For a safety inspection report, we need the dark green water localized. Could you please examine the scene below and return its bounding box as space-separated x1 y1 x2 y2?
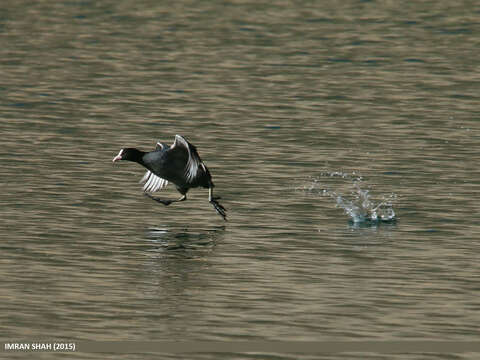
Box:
1 1 479 359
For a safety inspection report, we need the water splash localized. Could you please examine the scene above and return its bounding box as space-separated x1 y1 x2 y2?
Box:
299 172 397 224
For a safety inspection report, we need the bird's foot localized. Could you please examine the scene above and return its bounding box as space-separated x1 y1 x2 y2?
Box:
210 199 227 220
144 193 172 206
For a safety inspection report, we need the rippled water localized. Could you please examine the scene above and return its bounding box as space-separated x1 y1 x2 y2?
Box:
1 0 480 359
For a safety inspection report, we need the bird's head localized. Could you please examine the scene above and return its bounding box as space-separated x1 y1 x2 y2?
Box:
112 148 143 163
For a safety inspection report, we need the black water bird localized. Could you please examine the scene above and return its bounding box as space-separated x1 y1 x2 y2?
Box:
112 135 226 220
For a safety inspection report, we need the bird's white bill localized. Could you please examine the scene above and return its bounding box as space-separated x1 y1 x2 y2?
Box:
112 149 123 162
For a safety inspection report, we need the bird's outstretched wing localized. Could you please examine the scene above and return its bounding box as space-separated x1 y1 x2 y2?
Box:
140 170 168 193
170 134 207 183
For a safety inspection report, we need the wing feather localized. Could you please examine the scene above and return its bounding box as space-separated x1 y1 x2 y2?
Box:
140 171 150 183
148 176 159 192
139 170 168 193
171 134 203 183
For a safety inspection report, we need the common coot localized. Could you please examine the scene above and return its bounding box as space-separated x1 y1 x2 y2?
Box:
113 135 226 220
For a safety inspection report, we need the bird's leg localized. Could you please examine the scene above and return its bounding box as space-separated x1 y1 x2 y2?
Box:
209 188 227 220
144 193 186 206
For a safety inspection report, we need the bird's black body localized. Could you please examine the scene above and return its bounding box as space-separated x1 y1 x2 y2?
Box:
145 144 211 192
113 135 226 220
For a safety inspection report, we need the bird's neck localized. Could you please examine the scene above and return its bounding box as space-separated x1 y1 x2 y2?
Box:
128 149 147 166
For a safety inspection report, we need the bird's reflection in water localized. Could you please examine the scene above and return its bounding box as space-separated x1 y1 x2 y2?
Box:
144 225 225 256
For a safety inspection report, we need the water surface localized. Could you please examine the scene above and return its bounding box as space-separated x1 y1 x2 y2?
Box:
1 0 479 359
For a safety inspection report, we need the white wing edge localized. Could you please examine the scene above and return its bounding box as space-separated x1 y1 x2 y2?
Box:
139 170 168 193
172 134 201 183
